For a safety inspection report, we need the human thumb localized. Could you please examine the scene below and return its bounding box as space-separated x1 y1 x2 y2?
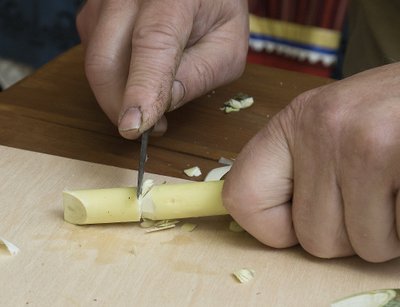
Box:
222 107 297 248
118 1 194 139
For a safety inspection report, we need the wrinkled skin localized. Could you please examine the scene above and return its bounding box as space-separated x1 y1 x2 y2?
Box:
223 62 400 263
77 1 400 263
77 0 249 138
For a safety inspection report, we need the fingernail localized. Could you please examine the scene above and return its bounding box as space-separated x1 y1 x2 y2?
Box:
119 107 142 131
171 80 185 111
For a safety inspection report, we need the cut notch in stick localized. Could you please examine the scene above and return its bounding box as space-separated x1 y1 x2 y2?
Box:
141 180 227 220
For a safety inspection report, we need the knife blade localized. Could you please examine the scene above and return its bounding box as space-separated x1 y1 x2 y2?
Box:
137 129 150 199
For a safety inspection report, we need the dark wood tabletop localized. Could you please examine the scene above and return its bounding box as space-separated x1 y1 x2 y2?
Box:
0 45 332 180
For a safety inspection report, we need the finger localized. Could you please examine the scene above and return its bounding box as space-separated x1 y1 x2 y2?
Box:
289 93 354 259
84 1 137 124
291 141 353 258
223 109 297 248
293 168 354 258
340 121 400 262
343 174 400 263
76 0 103 46
118 0 195 139
170 9 249 110
151 115 168 137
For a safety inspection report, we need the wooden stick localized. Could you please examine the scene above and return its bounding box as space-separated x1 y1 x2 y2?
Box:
63 181 227 225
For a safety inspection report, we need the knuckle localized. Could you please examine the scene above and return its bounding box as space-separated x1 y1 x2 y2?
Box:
106 0 130 8
191 56 216 94
274 88 319 146
133 22 180 51
304 90 344 135
102 0 133 14
350 121 396 165
230 42 248 80
84 52 119 87
298 85 342 122
125 68 171 104
231 53 247 80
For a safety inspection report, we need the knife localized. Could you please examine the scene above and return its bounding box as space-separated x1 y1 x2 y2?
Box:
137 129 150 199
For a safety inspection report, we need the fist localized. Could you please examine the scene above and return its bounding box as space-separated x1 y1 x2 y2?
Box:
223 62 400 263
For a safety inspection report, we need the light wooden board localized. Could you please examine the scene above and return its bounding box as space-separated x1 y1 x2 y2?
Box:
0 145 399 307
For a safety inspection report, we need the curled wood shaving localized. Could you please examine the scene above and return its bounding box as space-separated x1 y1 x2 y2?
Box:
0 237 20 256
331 289 400 307
204 165 231 182
220 93 254 113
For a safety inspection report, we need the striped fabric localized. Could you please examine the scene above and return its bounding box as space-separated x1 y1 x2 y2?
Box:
249 0 348 68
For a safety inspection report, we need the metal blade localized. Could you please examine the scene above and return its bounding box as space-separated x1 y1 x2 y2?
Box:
137 129 150 199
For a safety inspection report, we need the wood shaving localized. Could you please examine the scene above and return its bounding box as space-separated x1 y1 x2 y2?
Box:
0 237 20 256
145 224 177 233
204 165 231 181
145 220 180 233
331 289 400 307
233 268 255 283
184 166 202 177
154 220 180 227
220 93 254 113
218 157 234 165
138 179 155 202
220 106 240 113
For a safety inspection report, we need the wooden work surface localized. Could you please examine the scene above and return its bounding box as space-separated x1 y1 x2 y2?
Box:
0 45 331 180
1 145 400 307
1 46 399 306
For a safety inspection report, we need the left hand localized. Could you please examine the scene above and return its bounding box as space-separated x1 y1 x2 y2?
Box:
223 62 400 263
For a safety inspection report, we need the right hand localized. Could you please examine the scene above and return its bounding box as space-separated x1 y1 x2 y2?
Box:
76 0 249 139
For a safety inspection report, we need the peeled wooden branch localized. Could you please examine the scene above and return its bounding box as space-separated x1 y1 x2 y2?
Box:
63 187 140 225
63 180 227 225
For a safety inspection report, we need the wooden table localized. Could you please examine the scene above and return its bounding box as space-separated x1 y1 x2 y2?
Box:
0 45 331 180
3 46 399 307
